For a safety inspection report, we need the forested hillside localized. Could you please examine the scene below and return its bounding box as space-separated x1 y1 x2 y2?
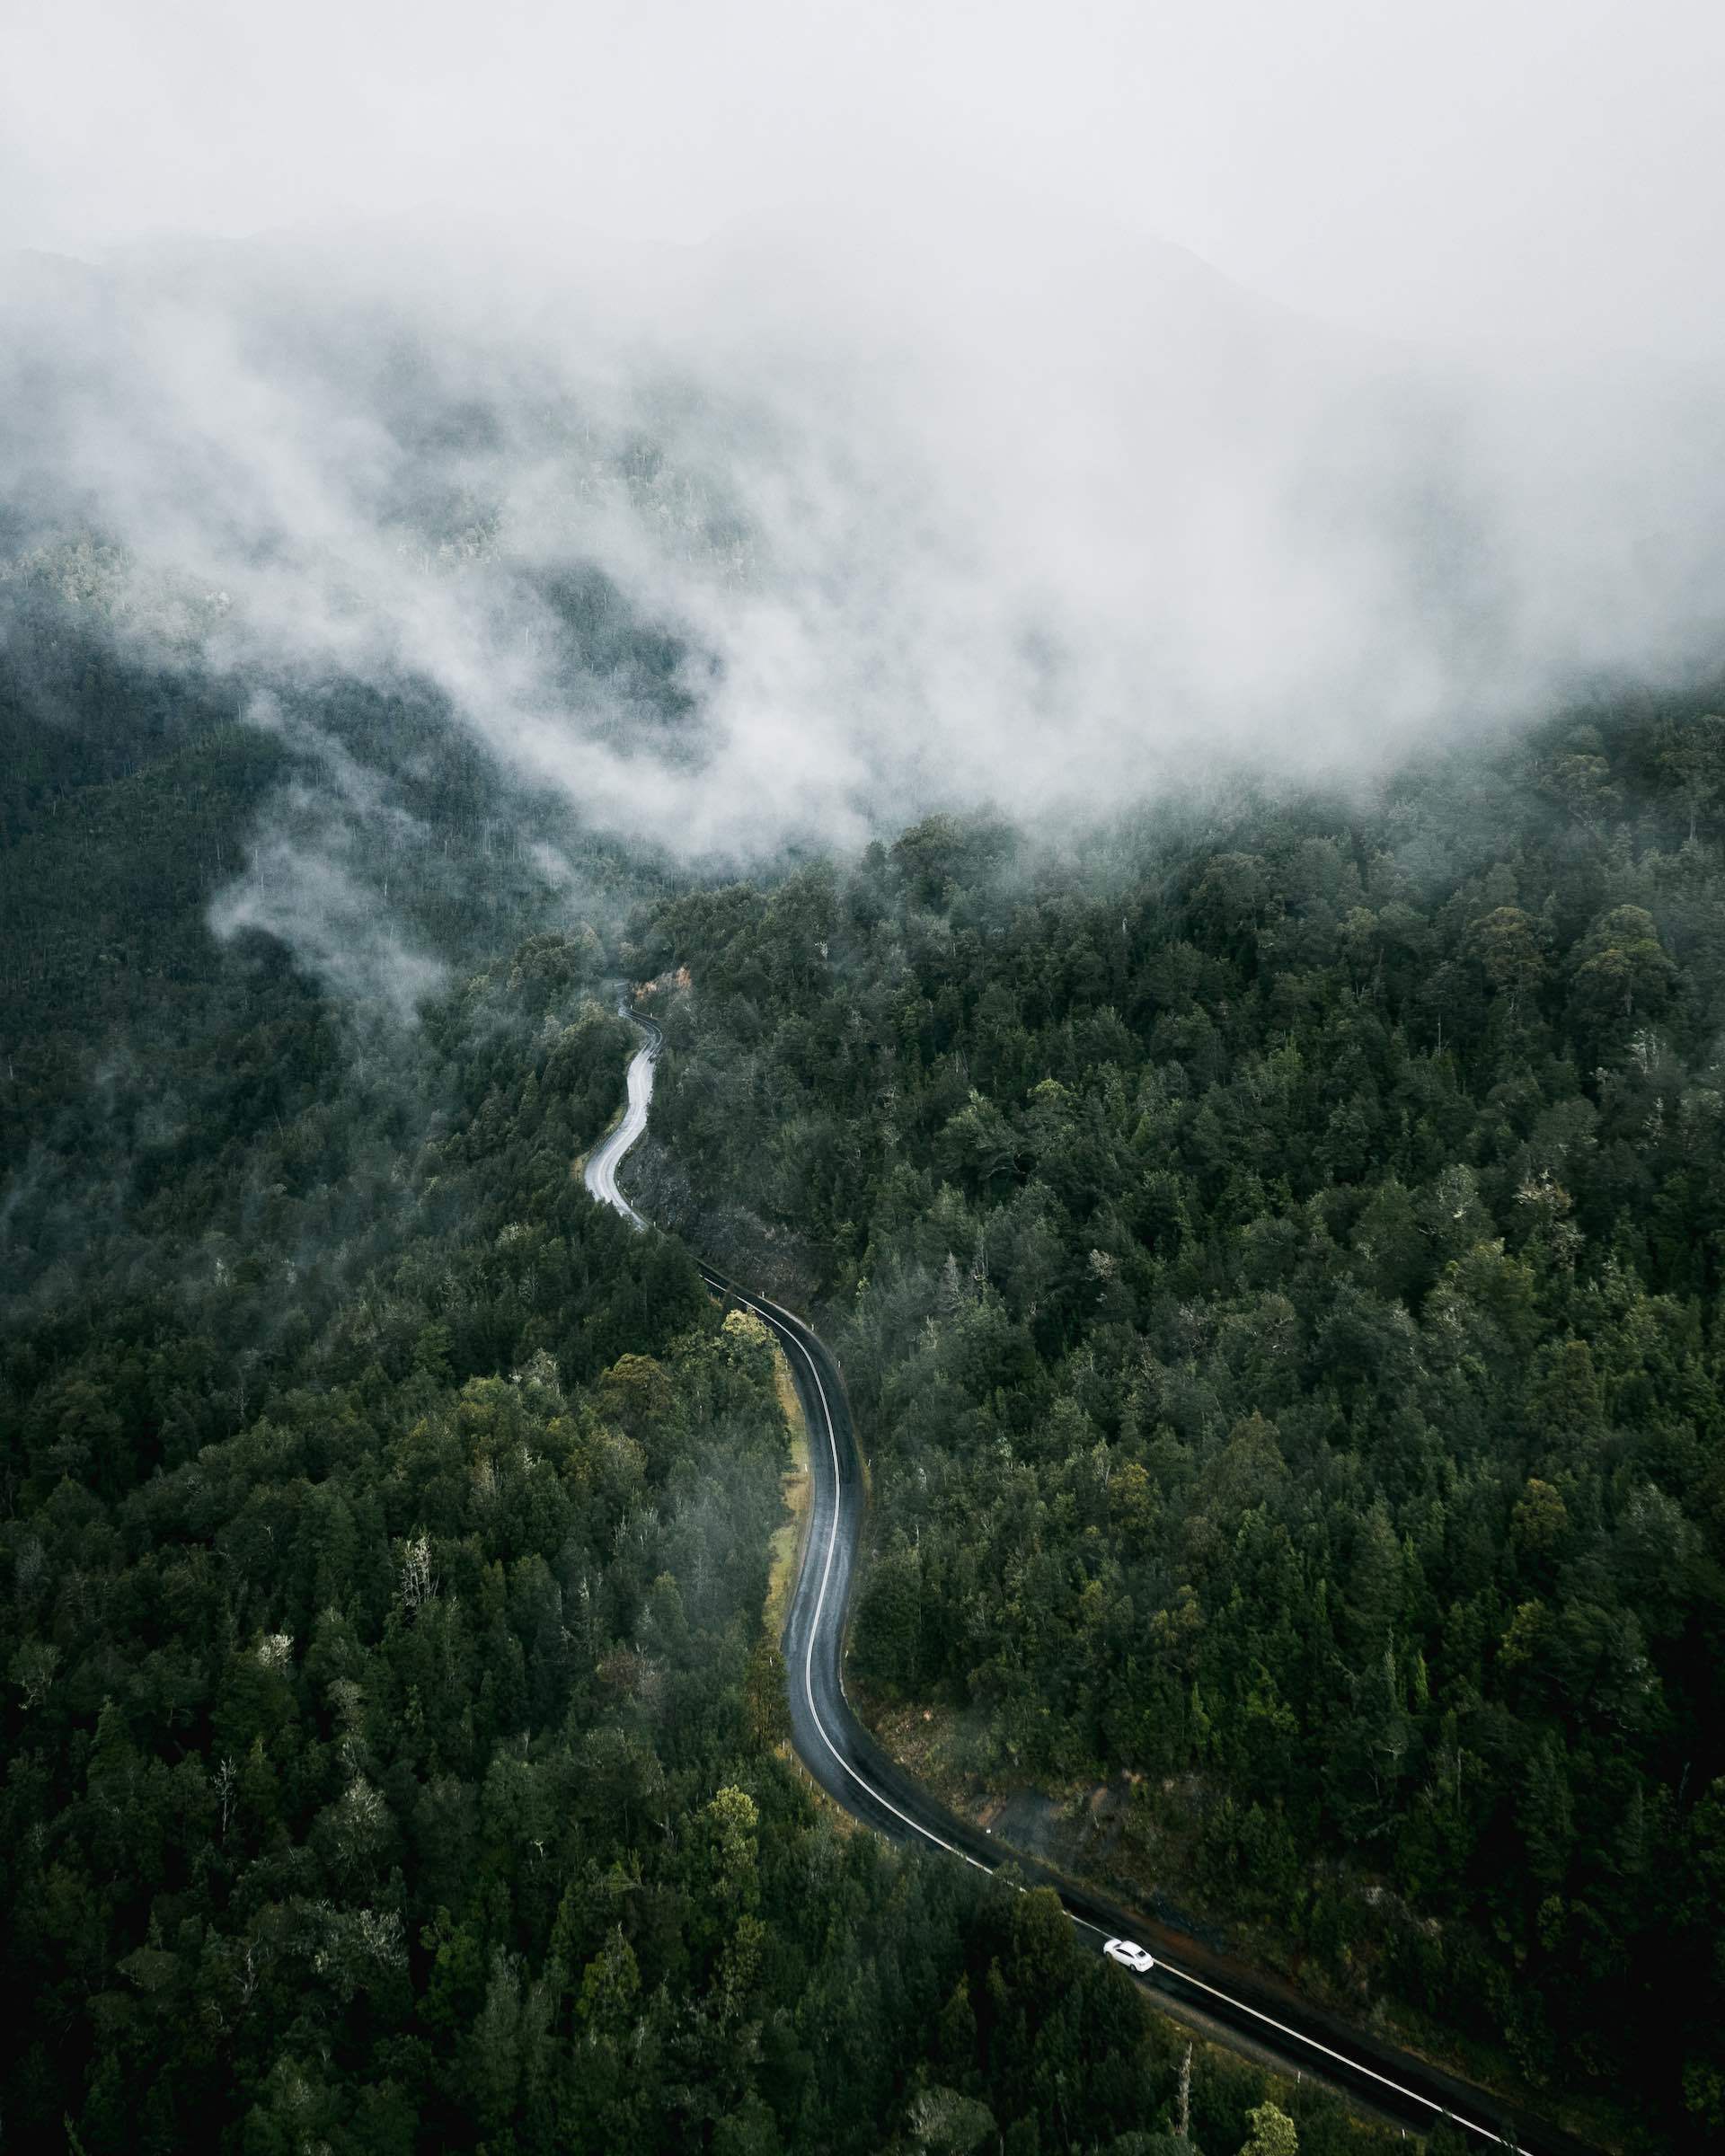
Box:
8 24 1725 2152
636 702 1725 2148
0 612 1397 2154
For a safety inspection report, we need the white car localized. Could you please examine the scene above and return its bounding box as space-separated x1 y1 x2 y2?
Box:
1103 1938 1154 1974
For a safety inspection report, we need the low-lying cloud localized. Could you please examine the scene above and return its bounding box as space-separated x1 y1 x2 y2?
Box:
200 696 450 1021
4 205 1724 879
210 835 447 1022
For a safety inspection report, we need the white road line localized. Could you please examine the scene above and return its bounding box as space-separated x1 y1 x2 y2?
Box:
602 1025 1542 2156
718 1277 995 1877
583 1011 659 1227
1163 1966 1535 2152
733 1274 1539 2154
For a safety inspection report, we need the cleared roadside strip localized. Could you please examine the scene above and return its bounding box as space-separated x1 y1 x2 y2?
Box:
701 1268 994 1879
592 1004 1555 2156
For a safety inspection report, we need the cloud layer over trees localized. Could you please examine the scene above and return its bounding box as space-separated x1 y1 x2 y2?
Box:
4 4 1725 956
5 210 1725 883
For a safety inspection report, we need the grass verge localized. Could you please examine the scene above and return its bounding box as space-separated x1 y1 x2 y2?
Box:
764 1346 813 1645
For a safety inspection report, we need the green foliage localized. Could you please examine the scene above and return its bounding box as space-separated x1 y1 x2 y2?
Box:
0 638 1402 2153
1240 2103 1299 2156
644 701 1725 2145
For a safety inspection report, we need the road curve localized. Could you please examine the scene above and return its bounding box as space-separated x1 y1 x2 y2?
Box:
590 1003 1590 2156
582 1007 661 1226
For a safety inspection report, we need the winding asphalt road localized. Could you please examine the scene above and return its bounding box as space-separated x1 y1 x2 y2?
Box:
586 1003 1590 2156
582 1006 660 1226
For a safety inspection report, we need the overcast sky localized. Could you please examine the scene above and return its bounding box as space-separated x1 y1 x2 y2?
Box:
4 0 1724 915
5 0 1724 361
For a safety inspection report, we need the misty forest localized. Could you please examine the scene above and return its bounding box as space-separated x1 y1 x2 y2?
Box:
7 28 1725 2156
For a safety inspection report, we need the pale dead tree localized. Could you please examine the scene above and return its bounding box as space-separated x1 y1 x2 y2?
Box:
613 1506 660 1559
13 1639 59 1710
215 1755 238 1839
330 1679 367 1779
565 1573 598 1662
13 1533 48 1602
232 1346 273 1428
399 1533 438 1613
1177 2044 1192 2146
331 1777 389 1872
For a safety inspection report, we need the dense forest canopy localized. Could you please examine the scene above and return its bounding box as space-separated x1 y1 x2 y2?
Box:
9 15 1725 2153
1 592 1403 2156
635 699 1725 2149
5 444 1725 2155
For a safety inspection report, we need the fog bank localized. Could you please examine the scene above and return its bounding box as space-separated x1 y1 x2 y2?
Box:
5 210 1723 879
